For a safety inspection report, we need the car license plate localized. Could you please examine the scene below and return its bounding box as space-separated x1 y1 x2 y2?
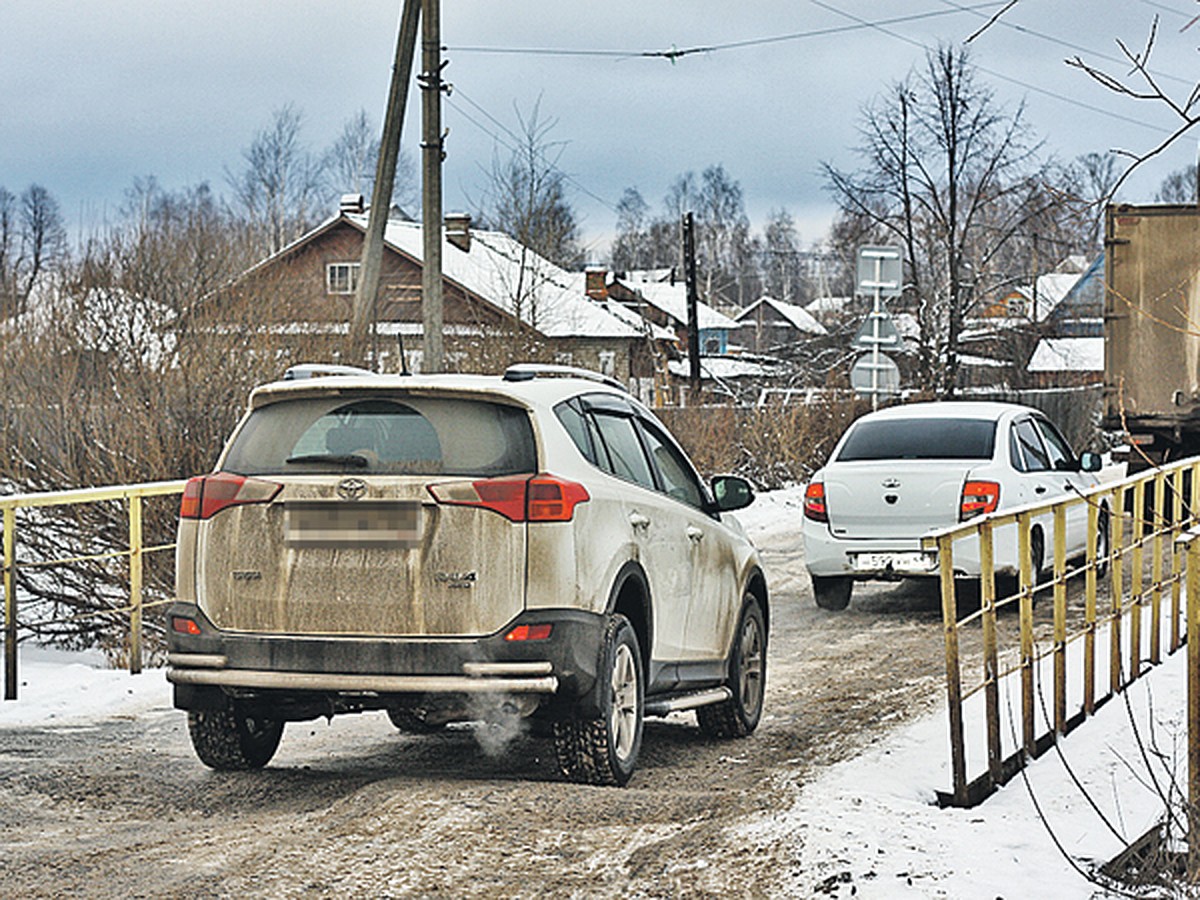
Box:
285 501 421 548
853 551 936 573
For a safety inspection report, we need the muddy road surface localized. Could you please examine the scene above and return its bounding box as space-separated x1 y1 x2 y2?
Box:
1 515 958 898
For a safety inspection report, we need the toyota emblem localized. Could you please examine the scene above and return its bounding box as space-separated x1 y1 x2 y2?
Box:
337 477 368 501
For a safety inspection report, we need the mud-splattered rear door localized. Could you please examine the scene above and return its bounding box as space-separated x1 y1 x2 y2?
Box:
193 390 536 638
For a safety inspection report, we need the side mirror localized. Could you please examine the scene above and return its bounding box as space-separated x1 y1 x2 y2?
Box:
1079 452 1102 473
711 475 755 512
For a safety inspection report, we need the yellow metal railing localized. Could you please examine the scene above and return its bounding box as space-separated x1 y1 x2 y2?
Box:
925 459 1200 807
2 480 186 700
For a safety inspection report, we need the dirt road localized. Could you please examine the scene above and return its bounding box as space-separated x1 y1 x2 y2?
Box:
0 521 955 899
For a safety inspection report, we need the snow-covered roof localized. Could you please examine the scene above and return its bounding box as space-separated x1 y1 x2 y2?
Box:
667 356 777 380
805 296 851 314
351 216 650 340
613 277 739 331
735 296 827 336
1027 336 1104 373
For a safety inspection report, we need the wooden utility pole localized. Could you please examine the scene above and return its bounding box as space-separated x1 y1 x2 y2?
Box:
420 0 444 372
682 212 701 402
349 0 421 367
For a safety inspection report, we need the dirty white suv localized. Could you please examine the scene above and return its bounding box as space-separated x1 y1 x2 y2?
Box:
168 364 767 786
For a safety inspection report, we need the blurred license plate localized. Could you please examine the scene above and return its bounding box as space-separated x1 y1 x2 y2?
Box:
285 501 421 548
853 551 935 573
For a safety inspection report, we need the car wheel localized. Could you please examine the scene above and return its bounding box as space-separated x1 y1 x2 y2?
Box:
553 614 643 787
187 707 283 770
698 595 766 738
386 707 446 733
812 575 852 611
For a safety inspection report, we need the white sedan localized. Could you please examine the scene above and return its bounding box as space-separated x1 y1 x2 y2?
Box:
802 401 1105 610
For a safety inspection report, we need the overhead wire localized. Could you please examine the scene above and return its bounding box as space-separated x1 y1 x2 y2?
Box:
443 2 1008 60
808 0 1172 134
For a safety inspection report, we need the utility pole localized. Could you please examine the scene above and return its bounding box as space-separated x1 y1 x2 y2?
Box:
420 0 444 373
349 0 421 367
682 212 701 403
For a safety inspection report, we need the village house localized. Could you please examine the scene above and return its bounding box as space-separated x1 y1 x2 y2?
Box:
732 295 828 354
215 200 674 402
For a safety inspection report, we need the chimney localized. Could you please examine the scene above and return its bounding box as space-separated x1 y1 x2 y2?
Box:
339 193 365 214
445 212 472 252
585 266 608 300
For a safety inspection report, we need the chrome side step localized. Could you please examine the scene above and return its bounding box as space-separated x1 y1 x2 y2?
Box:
644 687 731 717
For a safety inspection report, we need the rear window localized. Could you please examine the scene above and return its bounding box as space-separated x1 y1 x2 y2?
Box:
836 417 997 461
222 395 536 476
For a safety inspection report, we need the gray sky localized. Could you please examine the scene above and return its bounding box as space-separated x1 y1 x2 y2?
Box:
4 1 1198 259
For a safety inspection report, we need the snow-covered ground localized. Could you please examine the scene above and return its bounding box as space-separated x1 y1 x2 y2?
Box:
1 487 1189 897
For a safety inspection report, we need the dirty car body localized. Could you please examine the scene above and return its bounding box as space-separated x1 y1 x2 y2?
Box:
168 365 767 785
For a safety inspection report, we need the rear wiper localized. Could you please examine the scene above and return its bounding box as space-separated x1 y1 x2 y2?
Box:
285 453 369 468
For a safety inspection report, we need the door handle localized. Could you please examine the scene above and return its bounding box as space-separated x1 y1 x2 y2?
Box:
687 526 704 542
629 512 650 530
1035 486 1047 495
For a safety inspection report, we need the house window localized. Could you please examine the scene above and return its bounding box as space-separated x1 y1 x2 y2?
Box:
327 262 360 295
598 351 616 377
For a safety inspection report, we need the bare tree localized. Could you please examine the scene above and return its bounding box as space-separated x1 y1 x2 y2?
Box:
0 183 67 318
1155 163 1197 203
824 45 1053 395
1067 17 1200 197
323 109 418 214
481 100 582 273
226 104 325 256
761 209 803 303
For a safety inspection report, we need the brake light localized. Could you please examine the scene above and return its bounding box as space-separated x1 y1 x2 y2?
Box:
428 474 589 522
172 616 202 636
504 623 553 641
804 482 828 522
179 472 283 520
960 480 1001 520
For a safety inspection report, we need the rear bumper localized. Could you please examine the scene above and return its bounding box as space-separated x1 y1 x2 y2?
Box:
166 602 605 716
803 523 1014 579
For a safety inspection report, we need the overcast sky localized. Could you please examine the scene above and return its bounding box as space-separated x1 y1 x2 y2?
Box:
4 1 1199 258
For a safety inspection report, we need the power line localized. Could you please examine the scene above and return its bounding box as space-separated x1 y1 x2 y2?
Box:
444 88 620 215
443 2 1008 60
939 0 1194 89
809 0 1172 135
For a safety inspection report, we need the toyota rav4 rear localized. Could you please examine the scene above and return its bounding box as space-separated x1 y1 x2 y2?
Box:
168 365 767 785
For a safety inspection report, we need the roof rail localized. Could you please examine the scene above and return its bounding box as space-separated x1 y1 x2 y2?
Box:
502 363 627 393
283 363 376 381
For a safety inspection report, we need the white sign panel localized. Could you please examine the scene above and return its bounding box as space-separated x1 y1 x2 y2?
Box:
856 245 903 297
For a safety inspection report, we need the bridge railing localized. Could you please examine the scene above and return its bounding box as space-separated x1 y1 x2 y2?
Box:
925 458 1199 807
2 480 187 700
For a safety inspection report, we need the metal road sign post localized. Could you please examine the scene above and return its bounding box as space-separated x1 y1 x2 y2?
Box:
855 245 903 409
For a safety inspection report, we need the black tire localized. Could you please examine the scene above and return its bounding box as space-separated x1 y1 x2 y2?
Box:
553 614 643 787
187 707 283 770
812 575 852 611
698 595 766 738
386 707 446 733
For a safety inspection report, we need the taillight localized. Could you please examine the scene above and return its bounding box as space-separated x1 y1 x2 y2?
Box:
804 481 828 522
504 623 553 641
172 616 202 636
960 480 1001 520
179 472 283 520
428 474 589 522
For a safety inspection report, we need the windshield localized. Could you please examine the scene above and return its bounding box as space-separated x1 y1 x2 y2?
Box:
222 394 537 476
836 417 997 461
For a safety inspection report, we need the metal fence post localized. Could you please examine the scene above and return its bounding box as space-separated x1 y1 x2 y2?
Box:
3 507 15 701
1084 496 1098 715
1053 504 1067 734
1112 485 1126 693
939 533 967 806
980 521 1001 787
1186 532 1200 876
1018 511 1036 756
1151 471 1165 665
128 494 143 676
